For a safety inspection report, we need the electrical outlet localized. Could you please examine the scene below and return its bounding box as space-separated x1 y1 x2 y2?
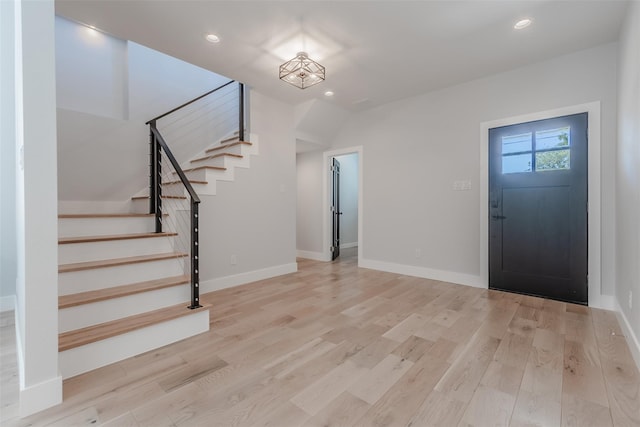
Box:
415 248 421 258
231 254 238 265
629 290 633 309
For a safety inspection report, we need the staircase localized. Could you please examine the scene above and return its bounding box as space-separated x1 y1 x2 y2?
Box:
57 80 258 379
57 213 210 379
131 134 258 209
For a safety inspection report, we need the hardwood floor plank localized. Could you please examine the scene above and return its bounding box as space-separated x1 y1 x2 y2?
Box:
562 339 609 407
434 333 501 403
480 361 525 396
391 335 433 363
520 346 564 401
290 360 368 416
561 395 613 427
458 385 516 427
381 312 429 343
352 354 450 427
509 389 561 427
348 353 414 404
600 359 640 427
301 392 369 427
407 390 467 427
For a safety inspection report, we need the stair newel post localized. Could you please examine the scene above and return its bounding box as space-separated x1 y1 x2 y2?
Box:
149 121 163 233
189 199 202 309
238 82 245 142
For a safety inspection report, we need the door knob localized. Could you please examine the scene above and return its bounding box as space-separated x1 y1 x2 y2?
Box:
492 215 507 220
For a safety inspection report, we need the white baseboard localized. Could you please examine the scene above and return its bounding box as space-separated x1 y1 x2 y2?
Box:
0 295 16 312
200 263 298 294
359 258 484 288
19 374 62 417
591 294 616 310
296 250 331 262
340 242 358 249
615 300 640 372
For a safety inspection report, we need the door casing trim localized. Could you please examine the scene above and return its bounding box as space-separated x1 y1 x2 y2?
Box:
480 102 607 308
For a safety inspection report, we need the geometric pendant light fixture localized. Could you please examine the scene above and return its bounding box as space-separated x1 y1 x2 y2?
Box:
279 51 325 89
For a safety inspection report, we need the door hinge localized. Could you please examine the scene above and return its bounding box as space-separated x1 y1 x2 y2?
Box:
330 165 336 172
330 246 335 252
586 274 589 284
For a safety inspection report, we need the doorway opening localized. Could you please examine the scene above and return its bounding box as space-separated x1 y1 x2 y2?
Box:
323 147 363 264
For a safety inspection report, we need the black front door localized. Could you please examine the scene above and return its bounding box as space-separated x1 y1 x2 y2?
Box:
331 158 341 260
489 113 588 304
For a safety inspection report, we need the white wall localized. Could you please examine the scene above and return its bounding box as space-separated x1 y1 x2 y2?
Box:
200 90 297 290
127 41 231 121
616 1 640 359
55 16 128 120
296 150 324 255
335 153 358 247
322 43 618 293
14 0 62 416
0 0 17 305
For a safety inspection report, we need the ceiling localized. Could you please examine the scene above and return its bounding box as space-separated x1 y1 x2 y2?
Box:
55 1 629 112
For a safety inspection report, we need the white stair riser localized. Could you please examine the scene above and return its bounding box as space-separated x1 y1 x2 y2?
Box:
58 236 175 264
59 285 191 332
190 155 227 168
184 168 209 182
59 309 209 379
162 182 208 197
58 217 154 237
59 257 186 295
131 197 192 214
161 184 187 197
206 144 244 156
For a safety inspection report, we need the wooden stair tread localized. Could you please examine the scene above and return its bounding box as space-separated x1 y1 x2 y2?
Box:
206 141 252 154
59 213 157 219
220 135 240 144
179 165 227 173
190 152 243 164
162 179 207 185
131 195 187 200
59 302 211 352
59 252 188 273
59 232 177 244
59 275 190 309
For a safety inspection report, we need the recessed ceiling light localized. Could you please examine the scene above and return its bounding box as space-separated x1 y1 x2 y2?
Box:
324 91 334 97
205 34 220 43
514 18 532 30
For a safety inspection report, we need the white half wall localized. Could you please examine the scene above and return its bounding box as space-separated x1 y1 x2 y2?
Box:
616 1 640 368
328 43 618 293
14 0 62 416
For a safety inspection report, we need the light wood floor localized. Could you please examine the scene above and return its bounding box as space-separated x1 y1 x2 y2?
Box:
2 247 640 426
